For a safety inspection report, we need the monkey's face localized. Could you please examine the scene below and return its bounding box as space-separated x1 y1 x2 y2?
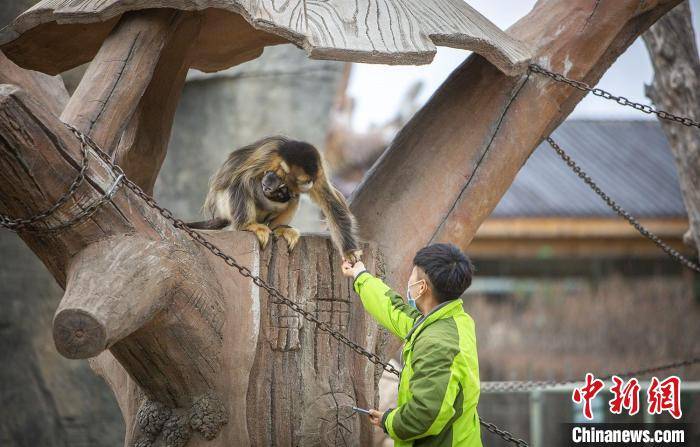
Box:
262 160 315 201
261 171 292 202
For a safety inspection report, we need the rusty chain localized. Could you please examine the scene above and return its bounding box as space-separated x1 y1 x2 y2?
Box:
0 132 90 231
547 137 700 273
530 64 700 129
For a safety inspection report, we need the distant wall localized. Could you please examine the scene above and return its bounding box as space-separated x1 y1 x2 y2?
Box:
471 260 700 446
470 262 700 380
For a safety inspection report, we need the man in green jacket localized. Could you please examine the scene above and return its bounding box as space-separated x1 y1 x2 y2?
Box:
341 243 482 446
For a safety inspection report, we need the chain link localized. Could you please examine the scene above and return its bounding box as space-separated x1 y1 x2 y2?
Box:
530 63 700 273
480 420 529 447
22 173 124 233
0 131 90 230
482 356 700 393
530 64 700 129
17 124 698 447
547 137 700 273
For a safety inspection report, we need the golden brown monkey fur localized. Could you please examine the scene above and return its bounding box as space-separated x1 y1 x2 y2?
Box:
190 136 362 262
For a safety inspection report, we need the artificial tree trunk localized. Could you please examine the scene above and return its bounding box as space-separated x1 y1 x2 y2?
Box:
0 48 124 446
0 84 386 446
0 9 387 447
351 0 683 288
642 2 700 255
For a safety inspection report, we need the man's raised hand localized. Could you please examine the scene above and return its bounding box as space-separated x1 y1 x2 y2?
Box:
341 259 365 278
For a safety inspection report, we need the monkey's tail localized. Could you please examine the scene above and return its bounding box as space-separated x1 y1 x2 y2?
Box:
186 217 230 230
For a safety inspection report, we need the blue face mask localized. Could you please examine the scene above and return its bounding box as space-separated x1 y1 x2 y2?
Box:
406 280 425 309
407 290 416 309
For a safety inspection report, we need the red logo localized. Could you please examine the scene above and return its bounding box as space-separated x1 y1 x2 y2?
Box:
609 376 640 416
572 373 605 420
572 374 682 420
647 376 682 419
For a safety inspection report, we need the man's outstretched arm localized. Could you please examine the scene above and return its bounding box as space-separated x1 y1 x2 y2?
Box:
342 261 421 339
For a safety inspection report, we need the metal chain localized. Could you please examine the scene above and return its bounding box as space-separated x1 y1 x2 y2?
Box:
547 137 700 273
530 64 700 129
34 125 700 447
62 124 528 446
0 134 90 230
480 420 529 447
17 172 125 233
482 356 700 393
64 124 402 378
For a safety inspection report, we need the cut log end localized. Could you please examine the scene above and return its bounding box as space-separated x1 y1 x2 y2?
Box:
53 308 106 359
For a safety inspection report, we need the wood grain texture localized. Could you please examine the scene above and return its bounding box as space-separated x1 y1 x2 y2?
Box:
0 0 532 76
350 0 682 291
113 11 203 194
244 236 385 447
0 84 228 444
0 50 67 115
642 2 700 255
61 9 187 156
0 85 137 284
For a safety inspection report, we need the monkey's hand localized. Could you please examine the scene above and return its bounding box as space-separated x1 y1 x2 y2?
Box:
245 223 272 249
343 249 363 265
273 225 301 252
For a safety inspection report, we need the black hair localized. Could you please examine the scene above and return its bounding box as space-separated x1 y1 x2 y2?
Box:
412 243 473 303
277 139 321 179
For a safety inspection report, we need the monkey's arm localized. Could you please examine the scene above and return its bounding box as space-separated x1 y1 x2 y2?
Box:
231 180 274 248
310 179 362 262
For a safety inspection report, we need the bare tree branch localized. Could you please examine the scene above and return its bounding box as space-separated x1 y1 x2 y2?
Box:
643 1 700 255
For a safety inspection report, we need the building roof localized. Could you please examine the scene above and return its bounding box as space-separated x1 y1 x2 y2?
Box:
492 120 687 218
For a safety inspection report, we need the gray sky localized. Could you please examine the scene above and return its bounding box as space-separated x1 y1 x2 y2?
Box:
348 0 699 131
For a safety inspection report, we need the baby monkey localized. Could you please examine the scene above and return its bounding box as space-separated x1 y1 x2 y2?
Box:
188 136 362 263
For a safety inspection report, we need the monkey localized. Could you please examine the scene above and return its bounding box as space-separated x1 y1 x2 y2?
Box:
188 136 363 263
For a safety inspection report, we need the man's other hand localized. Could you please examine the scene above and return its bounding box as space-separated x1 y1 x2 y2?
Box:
368 409 383 428
341 259 365 278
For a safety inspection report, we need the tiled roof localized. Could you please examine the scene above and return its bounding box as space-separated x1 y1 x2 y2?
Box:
492 120 687 218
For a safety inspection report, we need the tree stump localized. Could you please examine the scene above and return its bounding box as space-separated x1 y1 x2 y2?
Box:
90 233 386 447
0 85 387 446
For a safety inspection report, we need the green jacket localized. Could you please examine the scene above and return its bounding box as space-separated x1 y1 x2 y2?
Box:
354 272 482 447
